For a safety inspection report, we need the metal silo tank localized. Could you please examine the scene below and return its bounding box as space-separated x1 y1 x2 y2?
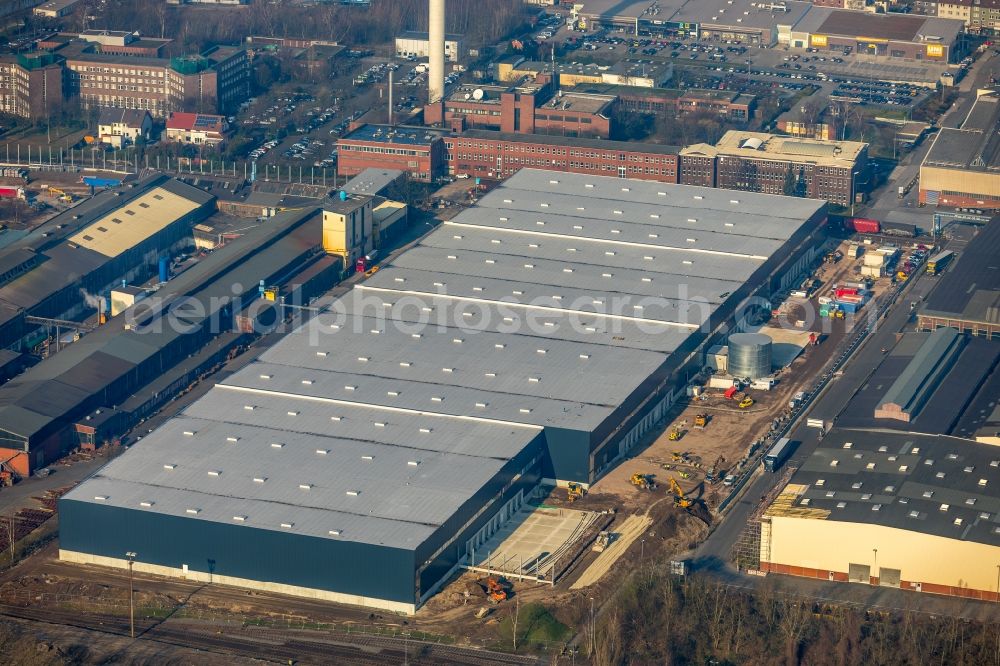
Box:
727 332 772 380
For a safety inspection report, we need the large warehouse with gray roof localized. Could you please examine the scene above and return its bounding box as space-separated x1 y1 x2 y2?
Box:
60 169 828 612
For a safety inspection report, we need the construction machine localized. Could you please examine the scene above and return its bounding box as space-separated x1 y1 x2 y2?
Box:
678 470 691 480
738 396 754 409
668 477 693 509
668 425 681 441
592 531 612 552
705 456 725 484
47 186 73 203
485 577 508 603
630 472 656 490
567 482 585 502
693 413 708 429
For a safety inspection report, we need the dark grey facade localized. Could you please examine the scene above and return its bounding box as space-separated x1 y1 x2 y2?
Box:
60 434 544 608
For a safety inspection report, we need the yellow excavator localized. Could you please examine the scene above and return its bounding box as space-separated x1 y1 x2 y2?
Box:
668 425 682 441
668 477 692 509
48 186 73 203
630 472 656 490
738 396 754 409
567 482 585 502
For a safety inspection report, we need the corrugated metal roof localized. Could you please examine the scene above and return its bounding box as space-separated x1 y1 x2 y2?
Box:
62 412 539 547
68 186 201 258
65 168 820 551
878 327 963 414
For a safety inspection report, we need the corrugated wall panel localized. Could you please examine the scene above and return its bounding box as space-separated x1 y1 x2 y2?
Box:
59 499 416 604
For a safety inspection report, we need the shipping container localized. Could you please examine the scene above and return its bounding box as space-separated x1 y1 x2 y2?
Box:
850 217 880 234
708 376 735 389
926 250 954 275
881 221 917 237
0 186 23 199
763 438 795 472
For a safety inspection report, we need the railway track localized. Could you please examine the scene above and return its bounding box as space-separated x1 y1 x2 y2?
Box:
0 603 540 665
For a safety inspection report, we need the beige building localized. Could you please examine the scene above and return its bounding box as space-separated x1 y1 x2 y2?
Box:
920 91 1000 208
322 196 374 267
758 429 1000 602
110 285 146 317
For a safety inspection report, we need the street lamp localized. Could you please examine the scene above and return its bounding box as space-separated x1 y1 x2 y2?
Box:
589 596 595 656
872 548 878 586
125 551 137 638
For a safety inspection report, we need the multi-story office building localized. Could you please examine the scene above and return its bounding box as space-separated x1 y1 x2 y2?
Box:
444 130 680 182
680 131 869 206
54 41 249 117
0 53 63 119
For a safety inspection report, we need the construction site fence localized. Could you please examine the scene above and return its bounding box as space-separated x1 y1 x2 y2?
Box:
0 145 338 185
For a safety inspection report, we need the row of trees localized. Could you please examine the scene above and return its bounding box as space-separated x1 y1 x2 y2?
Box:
589 564 1000 665
72 0 526 56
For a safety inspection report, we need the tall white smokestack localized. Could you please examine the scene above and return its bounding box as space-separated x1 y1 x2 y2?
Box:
428 0 445 104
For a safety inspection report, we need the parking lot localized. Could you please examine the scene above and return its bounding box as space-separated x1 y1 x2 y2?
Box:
537 14 950 109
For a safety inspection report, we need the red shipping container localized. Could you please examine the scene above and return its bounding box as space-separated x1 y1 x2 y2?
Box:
851 218 880 234
0 186 21 199
724 386 739 399
835 288 858 299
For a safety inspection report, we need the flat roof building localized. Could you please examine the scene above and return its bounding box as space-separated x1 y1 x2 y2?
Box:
395 31 465 63
918 217 1000 339
680 130 869 206
445 129 680 182
52 41 250 117
337 125 449 182
0 53 63 120
340 168 406 197
920 92 1000 209
33 0 80 17
760 428 1000 602
425 76 615 139
788 7 963 61
60 169 828 613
